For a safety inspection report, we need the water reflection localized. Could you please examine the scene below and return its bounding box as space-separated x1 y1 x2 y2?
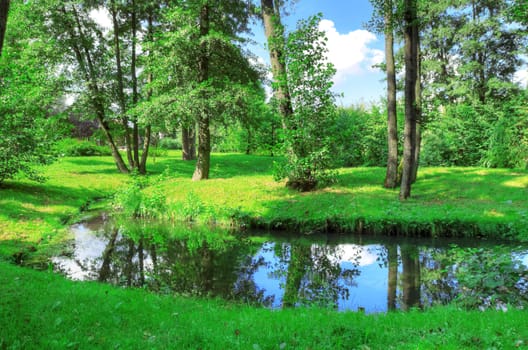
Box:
52 217 528 313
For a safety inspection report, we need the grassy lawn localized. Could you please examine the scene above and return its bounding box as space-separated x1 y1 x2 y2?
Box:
1 151 527 264
1 152 528 348
2 261 528 349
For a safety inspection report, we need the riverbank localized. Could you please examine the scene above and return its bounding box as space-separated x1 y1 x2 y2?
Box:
1 261 527 349
1 152 527 265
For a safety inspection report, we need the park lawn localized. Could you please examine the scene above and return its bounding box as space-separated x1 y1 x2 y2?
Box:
1 152 528 349
1 260 528 350
1 151 527 264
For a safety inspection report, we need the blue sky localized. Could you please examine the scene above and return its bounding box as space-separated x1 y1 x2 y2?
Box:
250 0 387 106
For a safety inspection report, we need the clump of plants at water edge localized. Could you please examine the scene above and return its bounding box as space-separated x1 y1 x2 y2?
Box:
112 172 168 219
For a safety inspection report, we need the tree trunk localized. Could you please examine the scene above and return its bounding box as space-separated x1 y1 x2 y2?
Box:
65 4 129 173
182 126 196 160
110 0 134 169
384 0 398 189
399 0 418 200
411 27 422 184
261 0 293 124
131 0 140 169
0 0 9 56
192 4 211 181
138 8 155 175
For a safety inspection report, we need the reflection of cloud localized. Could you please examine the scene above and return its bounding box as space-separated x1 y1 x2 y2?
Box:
514 69 527 88
329 244 379 267
318 19 384 84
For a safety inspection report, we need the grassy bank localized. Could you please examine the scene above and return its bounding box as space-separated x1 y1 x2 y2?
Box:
1 153 528 349
2 261 528 349
1 152 527 264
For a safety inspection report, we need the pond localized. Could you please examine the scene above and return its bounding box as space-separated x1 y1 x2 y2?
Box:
52 216 528 313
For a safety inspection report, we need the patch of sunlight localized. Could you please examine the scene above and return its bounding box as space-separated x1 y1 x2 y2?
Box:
484 209 505 218
503 176 528 189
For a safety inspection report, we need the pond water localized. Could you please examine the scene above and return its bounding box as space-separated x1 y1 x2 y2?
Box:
52 216 528 313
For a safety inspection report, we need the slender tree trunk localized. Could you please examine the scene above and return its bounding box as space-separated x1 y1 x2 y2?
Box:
110 0 134 169
131 0 140 169
261 0 293 125
192 4 211 180
384 0 398 189
399 0 418 200
411 27 422 184
65 4 129 173
138 8 154 175
182 126 197 160
0 0 9 56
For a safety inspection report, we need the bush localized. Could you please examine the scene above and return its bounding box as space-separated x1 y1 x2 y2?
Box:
158 137 181 150
54 138 111 157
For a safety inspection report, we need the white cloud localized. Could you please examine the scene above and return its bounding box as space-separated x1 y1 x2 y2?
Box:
318 19 384 84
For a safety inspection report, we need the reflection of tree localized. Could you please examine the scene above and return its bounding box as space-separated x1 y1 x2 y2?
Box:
273 242 361 309
387 244 398 311
400 245 421 311
95 223 272 306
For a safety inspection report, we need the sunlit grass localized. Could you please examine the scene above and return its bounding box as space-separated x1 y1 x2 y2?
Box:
1 261 528 349
1 152 527 264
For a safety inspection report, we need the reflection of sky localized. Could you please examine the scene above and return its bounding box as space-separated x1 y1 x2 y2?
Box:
253 243 285 309
252 243 389 313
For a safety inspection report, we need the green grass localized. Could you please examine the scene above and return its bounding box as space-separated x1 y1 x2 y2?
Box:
1 152 528 349
1 261 528 349
1 152 527 264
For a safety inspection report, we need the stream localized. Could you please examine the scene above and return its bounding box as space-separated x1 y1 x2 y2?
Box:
52 215 528 313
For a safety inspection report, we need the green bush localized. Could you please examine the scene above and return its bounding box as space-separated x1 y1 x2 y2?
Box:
54 138 111 157
158 137 182 150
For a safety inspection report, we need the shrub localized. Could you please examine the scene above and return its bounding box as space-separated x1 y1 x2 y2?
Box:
158 137 182 150
54 138 111 157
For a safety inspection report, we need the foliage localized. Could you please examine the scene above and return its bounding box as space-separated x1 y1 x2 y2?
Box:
274 14 339 191
158 137 182 150
112 172 167 220
0 1 63 185
421 97 528 169
446 246 528 310
332 105 400 167
53 138 111 157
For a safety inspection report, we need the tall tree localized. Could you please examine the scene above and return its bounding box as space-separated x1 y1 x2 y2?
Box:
381 0 399 188
261 0 293 125
367 0 400 188
140 0 260 180
192 3 211 180
56 3 130 173
0 1 63 184
399 0 419 200
0 0 8 56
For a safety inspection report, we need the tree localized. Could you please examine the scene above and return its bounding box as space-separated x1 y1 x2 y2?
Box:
260 0 293 125
278 14 338 191
140 0 261 180
368 0 399 188
399 0 419 200
0 0 8 56
0 1 63 185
